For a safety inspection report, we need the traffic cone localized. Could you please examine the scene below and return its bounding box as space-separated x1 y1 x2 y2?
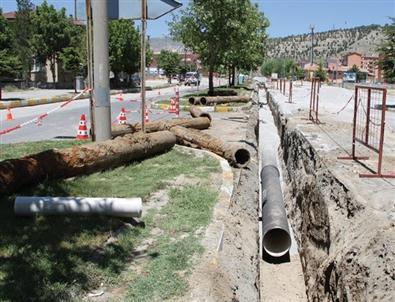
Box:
5 108 13 121
116 93 124 101
118 107 127 125
144 106 149 123
76 114 89 140
168 97 176 113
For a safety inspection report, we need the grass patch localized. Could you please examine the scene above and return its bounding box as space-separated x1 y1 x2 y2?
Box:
126 186 218 301
0 140 88 161
0 142 220 301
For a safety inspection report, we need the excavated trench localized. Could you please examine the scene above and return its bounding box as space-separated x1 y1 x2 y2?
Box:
265 88 395 302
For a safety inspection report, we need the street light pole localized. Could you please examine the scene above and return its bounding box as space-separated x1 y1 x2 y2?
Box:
141 0 147 133
92 0 111 141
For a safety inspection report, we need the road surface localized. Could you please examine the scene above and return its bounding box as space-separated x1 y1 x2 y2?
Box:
0 78 217 144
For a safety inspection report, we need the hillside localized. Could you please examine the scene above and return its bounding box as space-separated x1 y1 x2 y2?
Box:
266 24 385 61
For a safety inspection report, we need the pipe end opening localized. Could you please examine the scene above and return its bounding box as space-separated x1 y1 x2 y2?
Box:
188 97 195 105
235 148 250 166
200 97 207 106
263 228 291 257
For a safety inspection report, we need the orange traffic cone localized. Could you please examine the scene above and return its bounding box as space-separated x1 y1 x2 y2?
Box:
116 93 124 101
5 108 13 121
76 114 89 140
118 107 127 125
168 97 176 113
144 106 149 123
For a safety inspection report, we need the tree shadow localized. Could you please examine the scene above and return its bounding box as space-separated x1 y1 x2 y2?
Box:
0 179 144 301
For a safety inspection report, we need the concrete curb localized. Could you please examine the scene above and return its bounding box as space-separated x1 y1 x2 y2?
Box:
151 101 252 113
0 83 176 110
174 145 233 253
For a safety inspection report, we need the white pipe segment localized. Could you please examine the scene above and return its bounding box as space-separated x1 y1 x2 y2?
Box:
14 197 142 217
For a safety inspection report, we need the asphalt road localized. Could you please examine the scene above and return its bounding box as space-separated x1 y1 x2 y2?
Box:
0 80 214 144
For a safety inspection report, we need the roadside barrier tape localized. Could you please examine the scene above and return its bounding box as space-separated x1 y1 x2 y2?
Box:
331 95 354 115
0 88 91 136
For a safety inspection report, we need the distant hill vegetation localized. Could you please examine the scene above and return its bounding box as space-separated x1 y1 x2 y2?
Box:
266 24 386 61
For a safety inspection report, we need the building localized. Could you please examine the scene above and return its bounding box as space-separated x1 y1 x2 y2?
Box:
2 11 84 88
341 52 382 82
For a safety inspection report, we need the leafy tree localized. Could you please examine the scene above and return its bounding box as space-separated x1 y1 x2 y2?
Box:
169 0 240 95
378 17 395 83
261 58 298 78
0 9 21 80
31 1 74 87
157 50 181 83
15 0 34 82
59 23 86 92
224 2 269 86
109 19 140 87
348 64 366 82
314 63 327 81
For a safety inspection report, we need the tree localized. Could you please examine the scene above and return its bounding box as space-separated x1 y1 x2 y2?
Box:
108 19 140 87
15 0 34 83
378 18 395 83
314 63 327 81
348 64 366 82
31 1 74 87
169 1 240 95
59 22 86 92
224 2 269 86
0 9 21 80
157 50 181 83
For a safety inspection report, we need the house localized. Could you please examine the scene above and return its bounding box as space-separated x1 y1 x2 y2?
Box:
303 63 320 80
342 52 382 82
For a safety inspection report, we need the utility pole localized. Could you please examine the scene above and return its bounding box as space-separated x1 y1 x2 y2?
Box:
141 0 147 132
85 0 95 141
310 25 315 65
92 0 111 141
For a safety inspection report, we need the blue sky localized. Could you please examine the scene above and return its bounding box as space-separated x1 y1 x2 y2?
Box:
0 0 394 37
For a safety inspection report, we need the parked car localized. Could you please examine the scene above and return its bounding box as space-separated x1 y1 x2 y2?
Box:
184 71 200 86
131 73 140 87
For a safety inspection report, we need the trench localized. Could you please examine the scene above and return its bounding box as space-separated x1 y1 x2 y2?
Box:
262 85 395 302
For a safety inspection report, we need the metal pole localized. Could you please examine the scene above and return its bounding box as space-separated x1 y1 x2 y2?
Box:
310 25 314 65
141 0 147 132
85 0 95 141
92 0 111 141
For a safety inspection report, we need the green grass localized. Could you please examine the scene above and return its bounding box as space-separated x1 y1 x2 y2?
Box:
0 144 220 302
0 140 88 161
126 186 217 302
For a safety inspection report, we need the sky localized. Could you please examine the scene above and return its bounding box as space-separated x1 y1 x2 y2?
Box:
0 0 394 38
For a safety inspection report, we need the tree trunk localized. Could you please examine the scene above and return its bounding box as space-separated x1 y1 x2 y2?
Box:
208 65 214 96
231 65 236 87
50 55 57 88
228 65 232 87
111 117 211 138
74 73 77 93
0 131 176 195
169 126 250 168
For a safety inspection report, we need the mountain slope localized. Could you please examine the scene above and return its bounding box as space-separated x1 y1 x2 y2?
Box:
266 25 385 61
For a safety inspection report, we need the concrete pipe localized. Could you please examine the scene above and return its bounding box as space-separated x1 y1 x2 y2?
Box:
188 97 196 105
260 165 291 257
189 105 212 121
15 196 142 217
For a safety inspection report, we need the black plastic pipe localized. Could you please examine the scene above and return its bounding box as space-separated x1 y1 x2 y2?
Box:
260 164 291 257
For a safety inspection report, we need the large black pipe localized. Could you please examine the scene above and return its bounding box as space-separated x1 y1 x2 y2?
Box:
261 164 291 257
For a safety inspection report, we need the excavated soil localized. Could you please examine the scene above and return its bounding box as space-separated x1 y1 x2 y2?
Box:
266 85 395 302
178 106 261 302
